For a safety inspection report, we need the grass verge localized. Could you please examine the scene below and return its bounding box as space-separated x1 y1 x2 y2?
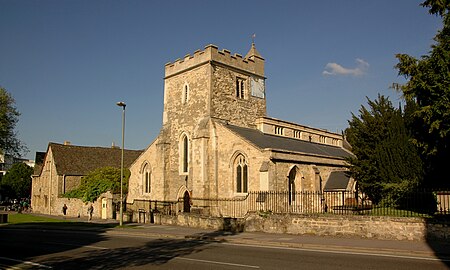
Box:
2 213 119 230
8 213 72 224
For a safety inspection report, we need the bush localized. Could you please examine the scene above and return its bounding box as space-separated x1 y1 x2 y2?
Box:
64 167 130 203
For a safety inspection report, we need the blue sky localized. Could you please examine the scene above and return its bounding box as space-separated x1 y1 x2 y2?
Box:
0 0 442 160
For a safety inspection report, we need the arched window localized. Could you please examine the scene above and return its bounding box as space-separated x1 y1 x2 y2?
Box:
142 163 151 193
180 133 189 173
182 83 189 104
235 155 248 193
288 167 297 205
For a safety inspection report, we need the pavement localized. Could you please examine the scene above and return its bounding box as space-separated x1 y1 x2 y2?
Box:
3 212 450 261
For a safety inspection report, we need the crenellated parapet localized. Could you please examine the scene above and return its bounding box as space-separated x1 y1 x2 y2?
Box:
165 44 265 79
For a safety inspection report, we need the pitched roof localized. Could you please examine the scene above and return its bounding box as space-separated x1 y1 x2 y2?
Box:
245 42 264 60
224 124 352 159
324 171 351 191
47 143 143 176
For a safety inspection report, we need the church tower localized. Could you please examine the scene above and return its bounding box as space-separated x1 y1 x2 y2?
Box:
157 43 267 202
162 43 267 131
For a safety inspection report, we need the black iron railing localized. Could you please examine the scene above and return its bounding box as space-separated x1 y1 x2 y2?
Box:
127 189 450 218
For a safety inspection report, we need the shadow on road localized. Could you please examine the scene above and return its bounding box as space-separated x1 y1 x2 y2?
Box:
425 216 450 268
0 222 114 260
44 237 215 269
0 221 238 269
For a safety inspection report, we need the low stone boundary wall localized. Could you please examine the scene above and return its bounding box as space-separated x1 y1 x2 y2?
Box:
131 210 449 241
245 213 450 241
142 213 244 232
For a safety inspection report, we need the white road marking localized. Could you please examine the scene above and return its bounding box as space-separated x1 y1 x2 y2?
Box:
175 257 260 268
0 256 52 269
222 242 450 262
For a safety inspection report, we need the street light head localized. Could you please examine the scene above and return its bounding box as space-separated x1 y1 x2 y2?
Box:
116 101 126 108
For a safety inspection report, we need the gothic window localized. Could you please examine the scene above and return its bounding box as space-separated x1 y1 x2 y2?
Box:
294 130 301 139
235 154 248 193
288 167 297 205
142 163 151 193
182 83 189 104
236 77 245 99
180 133 189 174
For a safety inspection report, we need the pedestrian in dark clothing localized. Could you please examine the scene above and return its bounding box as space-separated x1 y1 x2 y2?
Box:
88 204 94 221
62 204 68 216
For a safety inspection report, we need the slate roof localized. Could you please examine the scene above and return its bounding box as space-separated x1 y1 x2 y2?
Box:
224 124 352 159
324 171 351 191
42 143 143 176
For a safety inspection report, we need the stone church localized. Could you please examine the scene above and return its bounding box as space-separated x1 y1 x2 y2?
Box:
127 43 353 216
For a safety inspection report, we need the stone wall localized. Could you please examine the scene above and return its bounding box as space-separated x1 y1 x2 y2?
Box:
44 197 100 220
132 211 244 231
129 211 449 241
245 213 450 241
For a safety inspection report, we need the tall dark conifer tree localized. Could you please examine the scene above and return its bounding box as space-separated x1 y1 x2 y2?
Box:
346 95 423 205
396 0 450 187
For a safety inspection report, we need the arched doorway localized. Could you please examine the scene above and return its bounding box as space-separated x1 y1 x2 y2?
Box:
288 167 296 205
183 191 191 213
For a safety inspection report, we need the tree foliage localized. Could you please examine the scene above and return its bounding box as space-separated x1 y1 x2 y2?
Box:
421 0 450 16
395 0 450 187
345 95 423 205
64 166 130 203
0 87 26 156
0 162 33 199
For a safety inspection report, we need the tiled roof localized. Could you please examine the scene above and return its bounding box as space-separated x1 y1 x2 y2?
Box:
47 143 143 176
224 124 352 159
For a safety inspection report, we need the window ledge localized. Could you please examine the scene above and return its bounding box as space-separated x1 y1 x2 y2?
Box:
233 192 248 198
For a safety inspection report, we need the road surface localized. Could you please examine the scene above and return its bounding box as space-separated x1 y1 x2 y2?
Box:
0 227 448 269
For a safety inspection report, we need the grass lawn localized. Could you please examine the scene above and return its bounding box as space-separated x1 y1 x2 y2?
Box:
2 213 120 230
367 207 431 217
7 213 73 224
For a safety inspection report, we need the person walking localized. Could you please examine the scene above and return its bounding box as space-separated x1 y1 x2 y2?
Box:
62 204 68 216
87 204 94 221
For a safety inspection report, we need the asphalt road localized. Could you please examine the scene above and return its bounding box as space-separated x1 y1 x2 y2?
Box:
0 228 448 270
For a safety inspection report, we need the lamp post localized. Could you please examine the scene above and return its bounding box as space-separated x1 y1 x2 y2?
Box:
116 101 126 226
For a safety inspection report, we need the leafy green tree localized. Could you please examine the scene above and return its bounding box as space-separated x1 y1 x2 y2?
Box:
0 162 33 199
395 0 450 187
0 87 26 157
346 95 423 205
64 166 130 203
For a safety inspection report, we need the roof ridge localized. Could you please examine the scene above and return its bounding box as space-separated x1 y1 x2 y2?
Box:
49 142 143 152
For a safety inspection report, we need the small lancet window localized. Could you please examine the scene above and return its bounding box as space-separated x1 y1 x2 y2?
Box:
180 134 189 173
182 84 189 104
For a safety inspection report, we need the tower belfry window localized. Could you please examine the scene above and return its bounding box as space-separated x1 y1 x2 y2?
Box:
236 78 245 99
